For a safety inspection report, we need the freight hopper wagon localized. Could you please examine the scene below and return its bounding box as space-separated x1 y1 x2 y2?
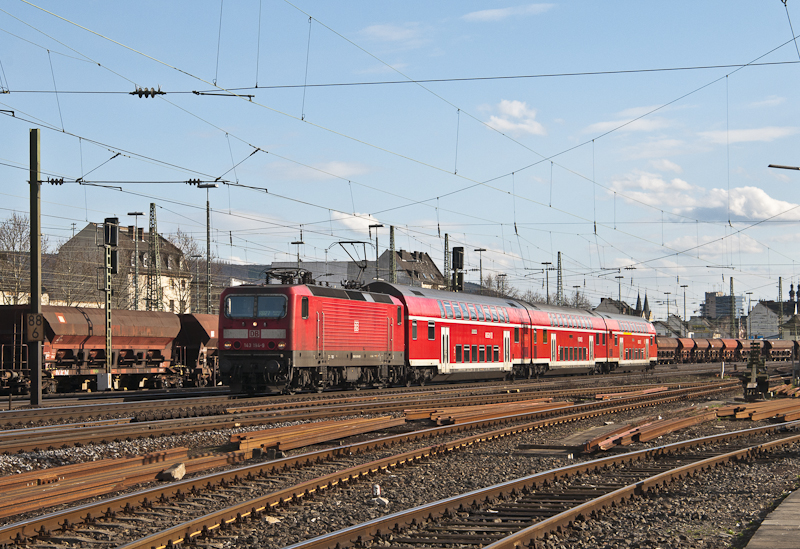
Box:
176 313 219 387
0 305 181 393
218 285 405 393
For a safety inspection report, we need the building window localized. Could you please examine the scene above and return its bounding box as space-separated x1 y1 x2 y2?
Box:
169 300 175 313
428 321 435 340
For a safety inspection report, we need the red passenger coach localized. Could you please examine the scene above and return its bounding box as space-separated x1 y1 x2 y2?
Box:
366 282 524 384
218 284 405 393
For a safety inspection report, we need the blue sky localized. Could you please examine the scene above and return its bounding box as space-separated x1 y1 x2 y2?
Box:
2 1 800 319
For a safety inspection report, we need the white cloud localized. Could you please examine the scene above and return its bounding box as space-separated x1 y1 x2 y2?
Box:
649 159 682 173
750 95 785 108
486 100 546 136
610 171 800 221
330 211 381 235
358 23 429 50
267 160 371 181
585 117 670 134
699 126 798 144
462 3 554 21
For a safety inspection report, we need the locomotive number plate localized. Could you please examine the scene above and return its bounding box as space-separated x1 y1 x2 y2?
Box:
26 313 45 342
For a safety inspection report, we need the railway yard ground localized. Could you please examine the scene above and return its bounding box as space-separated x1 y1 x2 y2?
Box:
0 365 799 548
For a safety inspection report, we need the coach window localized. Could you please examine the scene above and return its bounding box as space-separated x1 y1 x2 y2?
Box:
397 306 402 325
490 307 498 322
493 346 499 362
455 345 462 363
437 301 446 318
476 306 484 321
614 334 618 346
464 345 471 362
428 321 436 340
472 344 478 362
460 303 469 319
453 303 461 320
468 304 477 320
412 320 417 340
484 306 492 321
479 346 486 362
444 301 453 319
514 327 520 343
543 329 548 344
301 297 309 319
559 347 563 360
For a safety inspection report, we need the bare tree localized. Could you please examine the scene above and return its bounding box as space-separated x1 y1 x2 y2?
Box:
0 213 48 304
168 228 203 313
481 274 520 299
566 289 593 309
50 242 101 307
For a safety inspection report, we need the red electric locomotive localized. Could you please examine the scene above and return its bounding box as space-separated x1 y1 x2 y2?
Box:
218 283 405 393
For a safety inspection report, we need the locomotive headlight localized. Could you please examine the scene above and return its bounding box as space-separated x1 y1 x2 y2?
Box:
223 341 232 349
277 341 286 350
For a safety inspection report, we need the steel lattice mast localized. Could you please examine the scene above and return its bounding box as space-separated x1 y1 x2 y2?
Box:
146 203 163 311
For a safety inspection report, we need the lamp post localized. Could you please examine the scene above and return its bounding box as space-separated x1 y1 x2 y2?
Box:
542 261 552 304
573 285 580 306
196 183 217 314
127 211 144 310
680 284 688 337
746 291 753 339
614 275 624 306
369 224 383 281
664 292 672 333
475 248 486 294
191 254 202 313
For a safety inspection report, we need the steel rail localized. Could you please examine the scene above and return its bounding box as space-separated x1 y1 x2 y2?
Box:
282 422 800 549
6 382 732 549
0 381 735 453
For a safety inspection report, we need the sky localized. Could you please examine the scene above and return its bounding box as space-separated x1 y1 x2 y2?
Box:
2 1 800 320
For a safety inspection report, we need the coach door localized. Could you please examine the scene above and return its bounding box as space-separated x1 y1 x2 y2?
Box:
619 337 625 363
503 330 511 371
589 335 594 361
440 326 450 374
550 334 557 363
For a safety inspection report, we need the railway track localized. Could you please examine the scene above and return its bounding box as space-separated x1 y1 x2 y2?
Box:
286 423 800 549
0 380 737 547
0 381 736 453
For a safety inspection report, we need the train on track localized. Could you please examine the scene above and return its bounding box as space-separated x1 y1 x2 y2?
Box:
655 336 794 364
1 270 795 394
0 306 218 394
218 276 659 394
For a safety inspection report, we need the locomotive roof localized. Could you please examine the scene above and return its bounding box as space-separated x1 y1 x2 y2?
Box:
222 283 397 304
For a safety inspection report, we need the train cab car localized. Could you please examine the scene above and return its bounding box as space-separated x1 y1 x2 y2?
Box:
218 284 405 393
597 314 657 372
365 282 528 384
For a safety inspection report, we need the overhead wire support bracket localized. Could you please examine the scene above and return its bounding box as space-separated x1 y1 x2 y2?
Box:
192 90 254 100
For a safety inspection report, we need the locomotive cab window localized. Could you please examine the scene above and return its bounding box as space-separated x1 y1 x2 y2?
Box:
225 294 287 319
412 320 417 340
397 306 402 325
301 297 309 319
